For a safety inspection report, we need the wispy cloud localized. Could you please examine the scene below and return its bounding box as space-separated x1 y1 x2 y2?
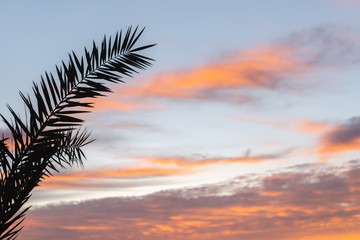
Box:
145 149 290 168
91 97 154 112
229 115 287 128
280 26 360 66
39 167 189 189
38 150 288 190
294 120 334 134
231 115 360 161
115 45 309 104
231 115 334 135
90 26 360 113
22 160 360 240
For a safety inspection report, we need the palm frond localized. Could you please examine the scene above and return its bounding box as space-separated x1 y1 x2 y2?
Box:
0 26 155 239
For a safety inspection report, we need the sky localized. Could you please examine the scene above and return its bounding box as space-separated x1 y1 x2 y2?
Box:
1 0 360 239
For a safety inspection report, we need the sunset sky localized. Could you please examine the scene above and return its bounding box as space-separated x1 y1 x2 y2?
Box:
1 0 360 239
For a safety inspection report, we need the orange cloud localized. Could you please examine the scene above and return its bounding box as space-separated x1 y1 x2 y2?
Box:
295 120 334 134
145 151 287 168
320 137 360 156
230 117 339 136
229 117 360 161
39 167 187 189
88 27 360 112
37 150 288 190
86 44 313 113
117 46 309 101
91 97 153 112
23 160 360 240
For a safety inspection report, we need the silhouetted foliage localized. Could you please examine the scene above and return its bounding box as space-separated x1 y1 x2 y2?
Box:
0 26 155 239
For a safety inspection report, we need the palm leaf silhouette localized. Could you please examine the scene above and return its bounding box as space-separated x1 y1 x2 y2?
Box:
0 26 155 239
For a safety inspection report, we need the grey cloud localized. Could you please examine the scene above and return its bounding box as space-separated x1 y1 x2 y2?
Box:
280 25 360 66
325 116 360 144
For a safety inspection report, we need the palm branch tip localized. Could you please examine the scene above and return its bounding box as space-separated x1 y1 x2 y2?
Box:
0 26 155 239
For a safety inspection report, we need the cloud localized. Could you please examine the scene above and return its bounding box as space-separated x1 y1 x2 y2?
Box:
90 26 360 113
233 116 360 160
145 149 290 168
230 116 334 135
280 26 360 66
38 150 287 190
294 120 334 134
116 45 309 102
90 96 154 112
84 117 159 134
319 117 360 157
21 160 360 240
229 115 286 128
39 167 189 189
